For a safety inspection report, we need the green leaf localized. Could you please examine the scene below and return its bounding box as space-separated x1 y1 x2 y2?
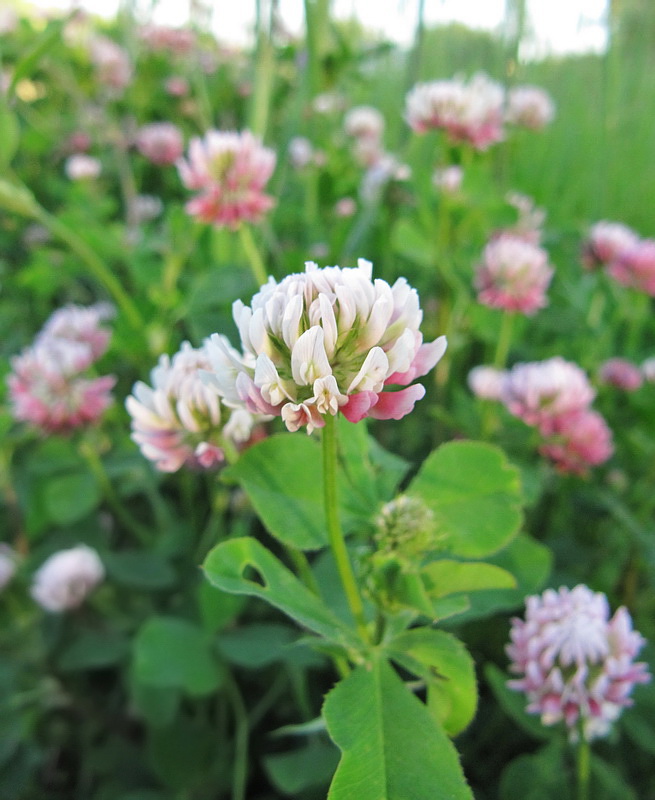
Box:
147 711 216 792
196 579 246 633
203 537 360 652
263 739 340 796
485 663 554 741
499 742 570 800
387 629 477 737
42 470 101 526
130 682 180 729
103 551 177 590
57 630 129 671
407 441 523 558
421 559 516 598
0 102 19 169
222 434 327 550
449 534 552 624
217 623 298 667
133 617 223 697
323 657 472 800
391 218 435 268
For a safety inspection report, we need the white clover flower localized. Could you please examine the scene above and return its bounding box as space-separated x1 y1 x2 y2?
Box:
31 546 105 612
506 85 555 129
204 259 446 434
344 106 385 141
127 340 258 472
65 154 102 181
507 585 650 741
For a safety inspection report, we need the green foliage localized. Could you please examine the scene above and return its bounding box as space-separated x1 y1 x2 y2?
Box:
323 657 473 800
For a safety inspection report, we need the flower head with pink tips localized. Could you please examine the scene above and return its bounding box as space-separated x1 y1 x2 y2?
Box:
177 129 276 229
203 259 446 434
507 585 650 741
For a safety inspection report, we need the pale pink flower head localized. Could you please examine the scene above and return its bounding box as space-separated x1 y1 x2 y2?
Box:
37 303 113 369
475 234 553 315
139 24 196 55
31 545 105 612
506 85 555 129
344 106 385 141
136 122 184 166
89 35 132 91
599 358 643 392
432 165 463 195
288 137 315 170
500 357 596 434
405 73 505 150
177 130 276 229
608 239 655 296
203 259 447 434
164 76 189 97
507 584 650 741
467 365 506 401
334 197 357 218
582 221 640 270
65 154 102 181
8 331 115 435
539 409 613 474
0 545 18 591
126 341 258 473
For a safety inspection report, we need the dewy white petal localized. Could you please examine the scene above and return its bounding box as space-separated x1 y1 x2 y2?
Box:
312 375 347 414
248 308 271 355
291 326 332 386
360 294 393 349
347 346 389 393
385 328 417 375
254 353 292 406
357 258 373 280
318 293 338 357
335 284 358 330
281 293 304 349
223 408 255 442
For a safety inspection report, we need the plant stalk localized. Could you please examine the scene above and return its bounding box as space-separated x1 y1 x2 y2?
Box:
238 224 268 287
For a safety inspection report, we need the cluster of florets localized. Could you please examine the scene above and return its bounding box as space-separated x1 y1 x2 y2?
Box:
136 122 184 166
583 221 655 296
343 105 387 168
288 137 325 170
405 73 506 150
65 153 102 181
177 129 276 229
468 357 613 474
202 259 446 434
89 35 132 91
432 165 463 195
138 24 196 55
474 234 553 314
505 86 556 130
507 585 650 741
126 340 258 473
598 358 644 392
31 545 105 612
7 304 116 434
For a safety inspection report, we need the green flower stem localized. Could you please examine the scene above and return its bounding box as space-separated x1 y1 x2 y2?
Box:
225 671 249 800
249 0 276 139
34 206 143 331
322 414 369 643
285 546 321 595
493 310 515 370
238 224 268 287
79 442 151 546
576 734 591 800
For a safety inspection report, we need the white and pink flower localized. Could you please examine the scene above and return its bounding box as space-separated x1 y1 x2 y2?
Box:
475 234 553 315
467 365 506 401
599 358 643 392
126 341 258 473
31 545 105 612
608 239 655 296
65 154 102 181
177 129 276 229
539 409 614 475
507 585 650 741
204 259 446 434
582 221 640 270
136 122 184 166
506 85 555 130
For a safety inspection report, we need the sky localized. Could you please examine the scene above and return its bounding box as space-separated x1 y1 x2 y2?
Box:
24 0 609 56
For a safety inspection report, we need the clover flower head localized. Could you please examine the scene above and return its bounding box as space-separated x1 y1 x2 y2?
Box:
126 340 258 473
344 105 385 141
288 137 315 169
203 259 446 434
642 357 655 383
475 234 553 314
539 409 614 474
582 221 640 270
177 129 276 229
506 85 555 129
500 357 595 433
31 545 105 612
136 122 184 165
599 358 643 392
608 239 655 296
65 154 102 181
507 585 650 741
467 365 506 401
432 165 463 194
89 35 132 90
405 73 505 150
37 303 113 369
